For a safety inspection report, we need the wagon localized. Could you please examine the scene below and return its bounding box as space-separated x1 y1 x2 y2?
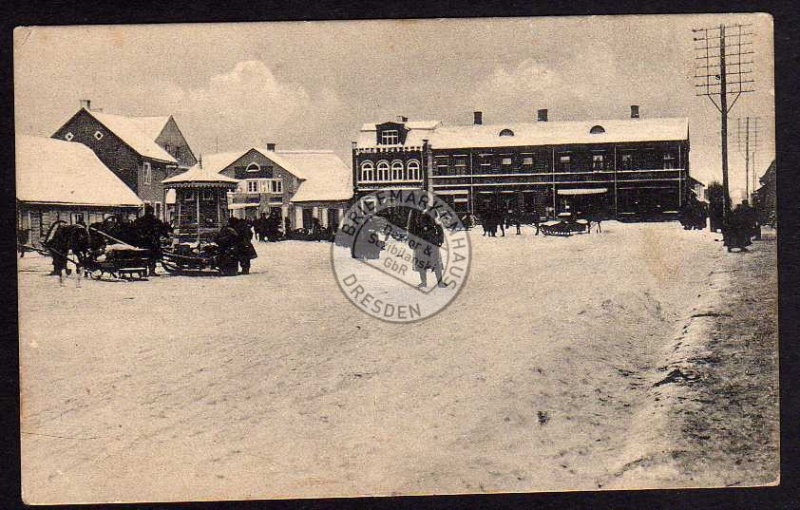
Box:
86 244 150 280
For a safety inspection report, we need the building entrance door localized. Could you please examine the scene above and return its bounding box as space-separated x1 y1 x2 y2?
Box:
302 208 314 230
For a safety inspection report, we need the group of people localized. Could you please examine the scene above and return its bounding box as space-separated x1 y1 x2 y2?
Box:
478 210 522 237
252 212 284 242
214 216 258 275
679 195 709 231
723 200 760 252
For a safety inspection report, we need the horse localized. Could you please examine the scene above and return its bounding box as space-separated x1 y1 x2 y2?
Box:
90 215 172 275
43 221 91 281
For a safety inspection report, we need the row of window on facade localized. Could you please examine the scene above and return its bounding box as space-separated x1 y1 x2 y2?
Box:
238 178 284 194
359 159 423 182
422 151 679 177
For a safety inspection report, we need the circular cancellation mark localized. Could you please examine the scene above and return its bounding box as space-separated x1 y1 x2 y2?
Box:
331 190 472 323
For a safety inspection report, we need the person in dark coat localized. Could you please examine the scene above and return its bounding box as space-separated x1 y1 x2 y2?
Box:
409 209 446 288
232 216 257 273
215 217 240 275
284 217 292 240
724 202 755 252
265 211 281 242
132 204 170 276
739 200 760 240
255 213 268 242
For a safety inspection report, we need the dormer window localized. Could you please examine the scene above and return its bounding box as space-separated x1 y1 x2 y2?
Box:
499 129 515 137
589 125 606 134
94 130 104 140
64 132 74 141
380 130 399 145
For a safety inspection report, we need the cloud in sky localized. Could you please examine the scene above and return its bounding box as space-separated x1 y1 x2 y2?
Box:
148 60 343 154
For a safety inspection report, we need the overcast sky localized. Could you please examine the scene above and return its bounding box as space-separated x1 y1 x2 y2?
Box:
14 14 774 193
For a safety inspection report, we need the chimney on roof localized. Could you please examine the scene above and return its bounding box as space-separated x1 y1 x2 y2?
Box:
537 109 548 122
266 143 276 151
397 115 408 123
631 105 640 119
473 111 483 125
80 99 91 111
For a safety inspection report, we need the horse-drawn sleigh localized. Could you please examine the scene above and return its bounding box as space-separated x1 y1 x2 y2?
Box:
536 212 600 236
41 219 154 281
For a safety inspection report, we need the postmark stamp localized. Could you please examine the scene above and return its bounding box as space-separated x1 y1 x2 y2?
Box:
331 190 471 322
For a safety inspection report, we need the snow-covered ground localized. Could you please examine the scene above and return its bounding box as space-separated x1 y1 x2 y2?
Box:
18 221 777 503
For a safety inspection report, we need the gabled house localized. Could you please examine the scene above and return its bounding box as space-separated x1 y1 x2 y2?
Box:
52 103 197 220
175 144 352 231
16 135 144 247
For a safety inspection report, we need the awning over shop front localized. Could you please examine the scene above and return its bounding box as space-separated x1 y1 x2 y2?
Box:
557 188 608 196
228 203 260 210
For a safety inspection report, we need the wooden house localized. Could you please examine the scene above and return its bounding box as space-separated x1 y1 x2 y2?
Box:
52 103 197 220
16 136 143 247
196 145 352 231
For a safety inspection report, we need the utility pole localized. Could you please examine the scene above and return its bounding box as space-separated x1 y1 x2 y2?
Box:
693 23 755 223
736 116 761 202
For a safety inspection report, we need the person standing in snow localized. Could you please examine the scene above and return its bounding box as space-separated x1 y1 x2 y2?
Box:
132 204 170 276
232 216 257 274
409 208 446 288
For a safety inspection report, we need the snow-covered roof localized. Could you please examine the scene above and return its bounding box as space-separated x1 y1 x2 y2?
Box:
189 148 353 202
16 135 143 207
356 117 689 149
86 110 177 164
162 163 239 187
125 115 172 140
191 151 245 175
430 117 689 148
265 150 352 202
357 120 442 148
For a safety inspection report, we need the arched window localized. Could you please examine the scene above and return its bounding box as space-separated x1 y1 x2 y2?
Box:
376 160 390 181
360 161 375 182
391 160 404 181
407 159 421 181
499 128 515 137
246 162 260 173
589 125 606 134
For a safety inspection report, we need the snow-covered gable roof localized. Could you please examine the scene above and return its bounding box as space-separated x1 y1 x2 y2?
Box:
126 115 171 140
261 150 353 202
162 162 239 187
189 147 353 201
193 151 245 175
428 117 689 149
16 135 143 207
357 120 442 148
85 110 177 164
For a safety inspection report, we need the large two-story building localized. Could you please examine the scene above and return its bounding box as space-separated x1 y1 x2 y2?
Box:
52 102 197 220
353 107 691 220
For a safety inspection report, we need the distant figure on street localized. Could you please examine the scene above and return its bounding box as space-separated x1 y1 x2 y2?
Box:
513 209 522 235
232 216 257 273
723 202 756 252
739 200 760 241
132 204 170 276
284 217 292 240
